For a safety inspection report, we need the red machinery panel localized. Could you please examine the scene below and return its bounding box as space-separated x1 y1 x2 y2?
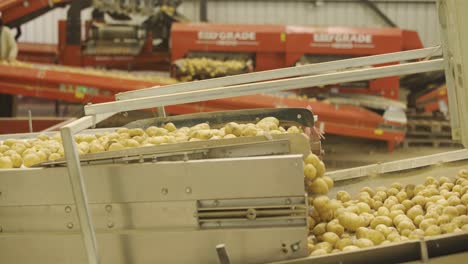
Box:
171 23 287 71
285 26 423 99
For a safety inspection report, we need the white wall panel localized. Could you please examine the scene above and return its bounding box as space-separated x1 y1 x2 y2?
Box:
17 1 439 47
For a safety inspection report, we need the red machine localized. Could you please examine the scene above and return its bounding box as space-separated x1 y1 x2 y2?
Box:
170 23 423 99
171 23 286 72
285 26 423 99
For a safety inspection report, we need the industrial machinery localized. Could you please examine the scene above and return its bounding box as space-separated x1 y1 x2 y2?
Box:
0 1 467 264
170 23 423 100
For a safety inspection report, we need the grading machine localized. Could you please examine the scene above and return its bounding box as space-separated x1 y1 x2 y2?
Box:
0 1 467 264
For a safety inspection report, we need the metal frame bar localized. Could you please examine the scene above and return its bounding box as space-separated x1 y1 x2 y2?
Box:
327 149 468 181
87 59 443 115
116 47 441 100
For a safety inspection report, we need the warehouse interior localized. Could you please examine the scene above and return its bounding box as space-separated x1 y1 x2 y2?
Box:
0 0 467 263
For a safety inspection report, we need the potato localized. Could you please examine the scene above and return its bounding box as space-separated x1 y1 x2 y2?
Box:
313 196 330 210
336 191 351 203
386 187 399 197
396 191 408 203
164 123 177 132
304 164 317 181
397 220 416 233
361 187 375 197
401 200 415 211
447 196 461 206
413 215 424 227
304 152 320 166
108 142 125 151
241 125 258 137
342 245 361 252
313 223 327 236
256 121 278 131
440 223 457 234
365 229 386 245
354 238 374 248
315 242 333 253
406 205 424 220
335 238 353 250
408 229 425 240
391 182 403 190
309 178 329 195
459 169 468 179
356 202 371 214
326 222 344 237
386 232 401 242
322 232 340 246
323 176 334 189
437 214 451 225
90 141 105 153
389 210 405 221
48 153 61 161
370 216 392 229
443 206 459 217
377 206 390 217
307 243 315 254
23 153 41 167
224 122 242 137
310 248 328 256
338 212 365 232
258 117 279 126
0 156 13 169
412 195 426 207
419 219 437 231
455 204 467 215
393 214 411 227
287 126 301 133
452 215 468 228
424 225 441 236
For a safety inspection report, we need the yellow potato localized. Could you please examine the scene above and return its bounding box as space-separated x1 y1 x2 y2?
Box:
48 153 61 161
354 238 374 248
424 225 441 236
313 222 327 236
419 218 437 231
342 245 360 252
287 126 301 133
336 191 351 203
309 178 329 195
360 187 375 197
326 222 345 237
0 156 13 169
164 122 177 132
370 216 392 229
257 117 279 126
406 205 424 220
90 141 105 153
108 142 125 151
335 238 352 250
23 153 41 167
313 196 330 210
315 241 333 253
224 122 242 137
310 248 328 256
322 176 334 190
322 232 340 246
338 212 365 232
304 164 317 181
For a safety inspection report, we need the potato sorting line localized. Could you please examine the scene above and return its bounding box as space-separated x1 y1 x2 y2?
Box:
1 1 468 263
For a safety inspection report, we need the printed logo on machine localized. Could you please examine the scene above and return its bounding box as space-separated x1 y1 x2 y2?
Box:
311 33 375 49
197 31 258 46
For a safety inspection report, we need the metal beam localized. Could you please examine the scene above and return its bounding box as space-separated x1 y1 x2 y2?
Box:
87 59 444 115
116 47 441 100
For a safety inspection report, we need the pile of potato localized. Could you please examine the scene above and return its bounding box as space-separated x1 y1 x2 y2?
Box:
175 57 248 81
0 116 305 169
307 169 468 256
